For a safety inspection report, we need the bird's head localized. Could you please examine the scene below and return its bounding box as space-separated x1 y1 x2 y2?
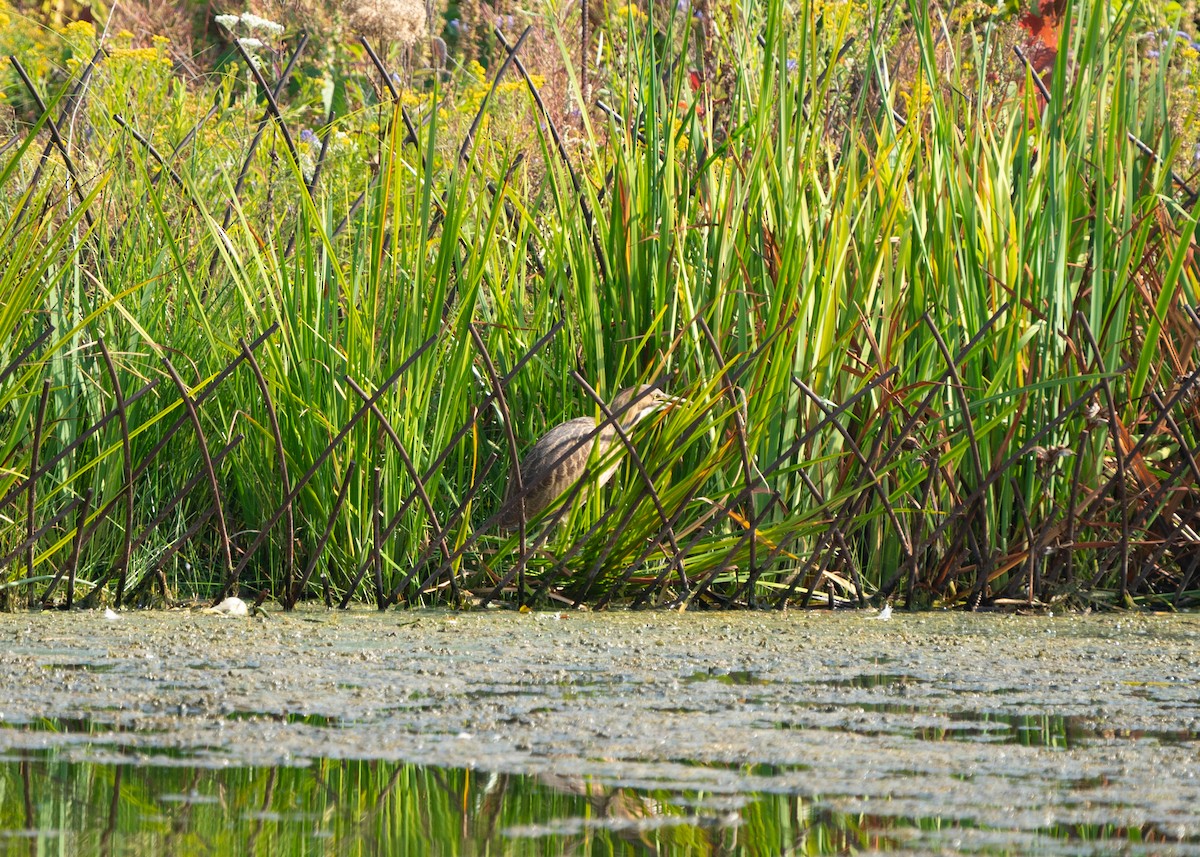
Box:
607 384 685 428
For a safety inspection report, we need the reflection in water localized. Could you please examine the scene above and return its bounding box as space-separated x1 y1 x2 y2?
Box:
684 670 771 686
0 748 787 856
0 729 1193 856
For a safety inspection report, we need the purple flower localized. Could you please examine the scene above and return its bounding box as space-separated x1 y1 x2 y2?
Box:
448 18 461 32
299 128 319 146
1170 30 1200 50
1148 49 1160 58
786 58 798 72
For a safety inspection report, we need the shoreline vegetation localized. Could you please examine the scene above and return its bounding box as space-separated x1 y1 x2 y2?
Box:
2 0 1200 611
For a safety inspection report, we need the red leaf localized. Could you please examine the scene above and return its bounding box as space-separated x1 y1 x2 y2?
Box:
1016 0 1067 78
1017 0 1067 47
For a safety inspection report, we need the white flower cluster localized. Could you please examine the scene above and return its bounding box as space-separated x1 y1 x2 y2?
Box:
347 0 426 46
214 11 285 37
240 12 285 35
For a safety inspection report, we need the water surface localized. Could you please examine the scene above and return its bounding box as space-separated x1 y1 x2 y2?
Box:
0 609 1196 854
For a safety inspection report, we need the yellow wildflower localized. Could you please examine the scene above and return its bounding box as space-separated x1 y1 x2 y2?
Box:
108 46 173 67
60 19 95 39
613 3 646 21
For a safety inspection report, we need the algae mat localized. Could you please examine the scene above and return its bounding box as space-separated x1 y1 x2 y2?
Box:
0 609 1197 854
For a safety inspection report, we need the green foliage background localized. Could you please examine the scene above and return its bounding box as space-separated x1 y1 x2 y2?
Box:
2 0 1200 610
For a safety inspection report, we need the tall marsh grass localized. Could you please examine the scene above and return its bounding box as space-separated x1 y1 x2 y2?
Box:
2 0 1199 610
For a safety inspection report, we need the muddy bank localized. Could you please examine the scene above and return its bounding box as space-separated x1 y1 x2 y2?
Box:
1 609 1199 845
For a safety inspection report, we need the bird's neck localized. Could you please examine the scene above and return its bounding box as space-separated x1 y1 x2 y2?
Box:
600 407 649 434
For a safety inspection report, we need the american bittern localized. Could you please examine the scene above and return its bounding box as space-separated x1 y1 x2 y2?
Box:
497 385 682 529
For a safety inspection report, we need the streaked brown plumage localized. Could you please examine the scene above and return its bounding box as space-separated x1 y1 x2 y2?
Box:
497 385 679 530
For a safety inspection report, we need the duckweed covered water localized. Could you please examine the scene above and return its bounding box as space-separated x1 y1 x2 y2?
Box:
0 609 1197 854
